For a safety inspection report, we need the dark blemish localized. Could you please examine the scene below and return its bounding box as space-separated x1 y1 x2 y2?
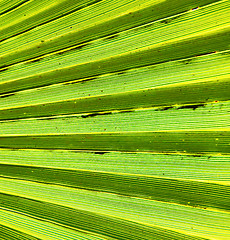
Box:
191 7 199 11
191 155 202 157
160 15 181 24
207 156 211 160
94 152 107 155
72 43 89 51
39 117 57 121
56 51 66 56
195 51 216 58
136 22 154 32
177 104 206 111
120 110 134 114
57 43 89 55
0 93 15 98
41 40 44 43
156 106 173 111
103 34 119 40
63 77 97 85
181 58 193 65
81 113 98 118
0 67 8 73
81 112 112 119
117 71 126 75
160 19 171 24
81 77 97 83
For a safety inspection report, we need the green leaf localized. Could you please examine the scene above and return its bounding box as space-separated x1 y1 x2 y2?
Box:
0 0 229 239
